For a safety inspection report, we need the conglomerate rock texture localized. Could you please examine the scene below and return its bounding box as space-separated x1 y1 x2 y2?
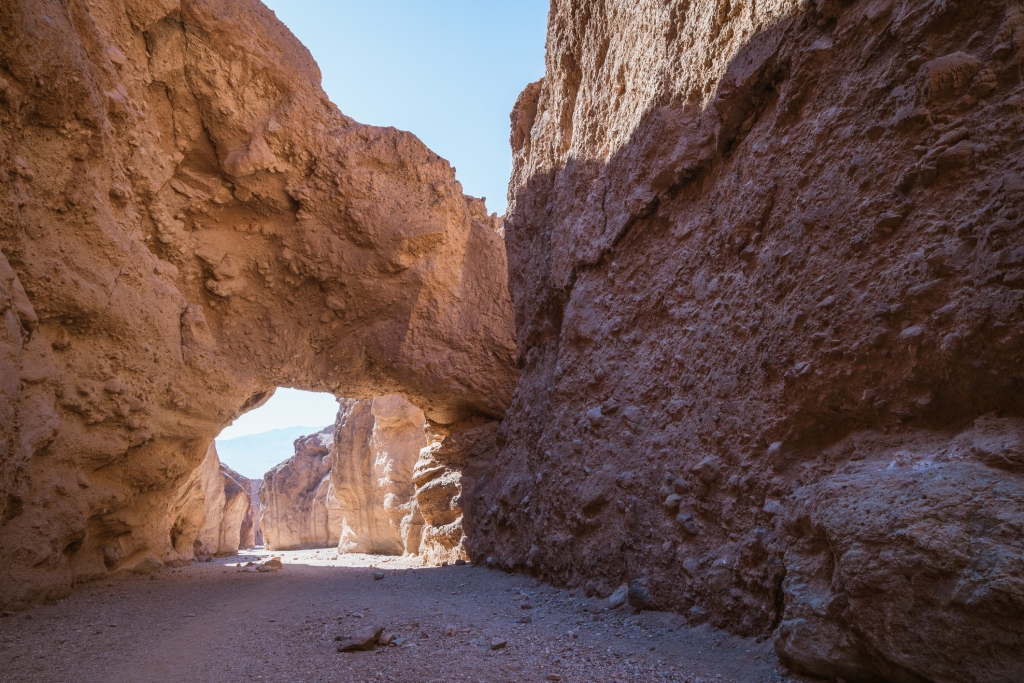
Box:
259 426 336 551
0 0 516 608
471 1 1024 682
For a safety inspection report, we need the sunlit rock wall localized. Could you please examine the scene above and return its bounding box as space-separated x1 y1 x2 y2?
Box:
0 0 516 608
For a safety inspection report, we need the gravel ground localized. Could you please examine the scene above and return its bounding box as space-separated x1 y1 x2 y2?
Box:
0 550 812 683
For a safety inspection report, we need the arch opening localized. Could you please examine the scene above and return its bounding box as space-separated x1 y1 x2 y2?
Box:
195 388 480 568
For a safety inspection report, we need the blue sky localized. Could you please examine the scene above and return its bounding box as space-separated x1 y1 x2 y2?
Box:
217 388 339 440
262 0 550 215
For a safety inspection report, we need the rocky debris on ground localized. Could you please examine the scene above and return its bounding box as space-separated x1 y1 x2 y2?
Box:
257 558 282 573
0 0 516 610
0 554 804 682
336 624 384 652
470 1 1024 681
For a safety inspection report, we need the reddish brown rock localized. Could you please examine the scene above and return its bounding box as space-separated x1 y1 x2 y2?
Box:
0 0 516 608
472 1 1024 682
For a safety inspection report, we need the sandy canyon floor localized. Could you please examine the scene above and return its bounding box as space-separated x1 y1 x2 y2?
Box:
0 551 808 683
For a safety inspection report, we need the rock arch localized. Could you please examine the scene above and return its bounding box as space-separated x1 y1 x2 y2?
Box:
0 0 516 607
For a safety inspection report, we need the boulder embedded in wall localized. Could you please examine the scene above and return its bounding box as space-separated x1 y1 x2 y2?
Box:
331 396 425 556
475 0 1024 680
260 427 338 551
0 0 516 608
776 419 1024 683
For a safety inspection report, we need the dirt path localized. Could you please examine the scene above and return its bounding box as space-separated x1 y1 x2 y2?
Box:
0 550 807 683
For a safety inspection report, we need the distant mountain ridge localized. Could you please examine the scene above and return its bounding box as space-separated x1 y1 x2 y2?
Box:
215 425 328 479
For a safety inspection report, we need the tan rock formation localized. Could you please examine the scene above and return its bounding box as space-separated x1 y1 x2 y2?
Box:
331 396 425 555
246 478 263 547
412 418 499 564
258 396 485 563
195 443 227 555
260 427 337 551
0 0 516 607
217 464 256 554
472 1 1024 681
192 444 256 556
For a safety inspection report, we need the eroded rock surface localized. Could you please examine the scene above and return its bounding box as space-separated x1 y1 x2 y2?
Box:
195 444 257 556
0 0 516 607
416 417 500 564
260 426 337 551
473 1 1024 681
262 396 492 563
331 396 426 555
247 478 263 547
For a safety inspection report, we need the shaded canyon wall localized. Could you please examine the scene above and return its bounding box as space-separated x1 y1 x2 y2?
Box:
471 1 1024 682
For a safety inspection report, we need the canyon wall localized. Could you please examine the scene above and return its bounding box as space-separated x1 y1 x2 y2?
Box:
195 444 256 556
331 396 426 555
472 1 1024 682
0 0 516 608
260 396 484 563
247 478 263 547
260 426 337 551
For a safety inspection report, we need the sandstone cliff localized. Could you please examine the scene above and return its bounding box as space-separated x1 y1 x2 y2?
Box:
472 1 1024 682
260 426 337 550
260 396 488 564
331 396 426 555
194 445 256 556
0 0 516 607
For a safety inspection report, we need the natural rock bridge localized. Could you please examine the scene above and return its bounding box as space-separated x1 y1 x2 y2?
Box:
1 0 1022 681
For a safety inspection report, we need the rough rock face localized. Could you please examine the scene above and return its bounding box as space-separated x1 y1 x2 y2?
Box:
416 417 500 564
0 0 516 607
330 396 424 555
474 1 1024 681
260 426 337 551
195 444 256 556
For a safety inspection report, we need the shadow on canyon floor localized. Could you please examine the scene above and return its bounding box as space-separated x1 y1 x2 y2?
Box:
0 549 807 683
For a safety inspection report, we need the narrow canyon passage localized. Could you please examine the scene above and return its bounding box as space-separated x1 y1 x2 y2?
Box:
3 0 1024 680
0 551 797 683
